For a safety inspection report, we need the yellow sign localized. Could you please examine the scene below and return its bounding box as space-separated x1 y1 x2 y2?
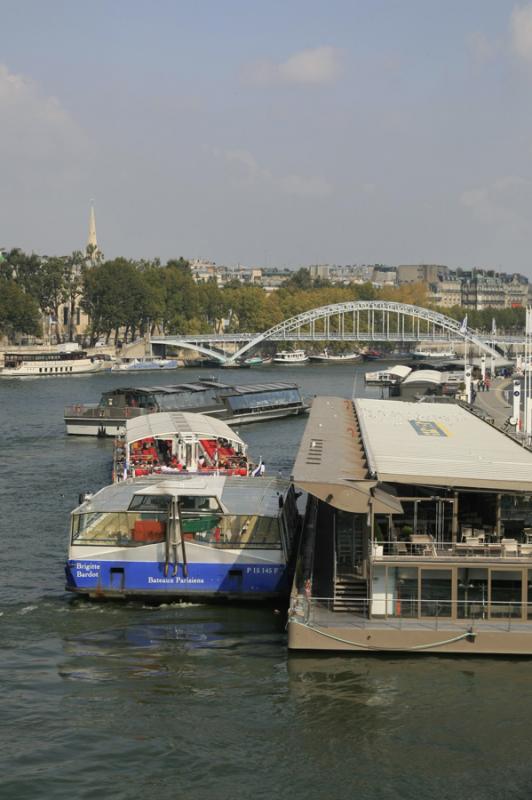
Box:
409 419 450 437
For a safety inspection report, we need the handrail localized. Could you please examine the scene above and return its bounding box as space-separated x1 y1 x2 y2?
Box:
370 538 532 559
296 596 528 631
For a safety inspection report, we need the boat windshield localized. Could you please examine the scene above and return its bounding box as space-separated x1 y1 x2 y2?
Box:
225 388 301 413
71 509 281 548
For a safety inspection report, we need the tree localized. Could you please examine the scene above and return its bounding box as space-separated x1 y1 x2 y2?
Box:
0 278 41 340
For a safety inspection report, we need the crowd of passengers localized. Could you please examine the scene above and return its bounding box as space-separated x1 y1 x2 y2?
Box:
114 436 250 478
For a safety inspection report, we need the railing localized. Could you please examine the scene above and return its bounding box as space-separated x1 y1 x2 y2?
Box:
370 539 532 560
65 403 145 419
292 596 531 631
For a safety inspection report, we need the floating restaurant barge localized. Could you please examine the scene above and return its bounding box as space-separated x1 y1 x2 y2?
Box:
288 397 532 655
65 381 308 436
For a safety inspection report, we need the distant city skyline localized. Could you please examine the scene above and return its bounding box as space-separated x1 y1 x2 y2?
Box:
2 1 532 274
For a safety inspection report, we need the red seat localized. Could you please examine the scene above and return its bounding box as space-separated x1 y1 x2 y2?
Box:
132 520 166 543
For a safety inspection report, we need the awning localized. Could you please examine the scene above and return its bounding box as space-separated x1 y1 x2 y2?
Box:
291 396 403 514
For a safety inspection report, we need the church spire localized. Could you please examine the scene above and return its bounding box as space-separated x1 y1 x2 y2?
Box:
86 201 100 262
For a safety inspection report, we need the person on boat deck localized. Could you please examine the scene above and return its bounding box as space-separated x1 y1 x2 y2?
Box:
198 454 206 468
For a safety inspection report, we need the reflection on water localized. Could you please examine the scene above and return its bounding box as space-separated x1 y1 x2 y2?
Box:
2 366 532 799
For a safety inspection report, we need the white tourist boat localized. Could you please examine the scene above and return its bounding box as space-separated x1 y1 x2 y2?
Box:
111 357 179 372
411 349 457 360
364 364 412 386
309 348 360 363
0 349 105 377
273 349 308 364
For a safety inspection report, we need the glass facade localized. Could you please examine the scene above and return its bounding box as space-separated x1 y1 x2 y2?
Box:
373 565 528 620
420 569 452 617
226 388 302 414
490 570 522 618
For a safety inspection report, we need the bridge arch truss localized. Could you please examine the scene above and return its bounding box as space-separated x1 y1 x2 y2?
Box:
230 301 501 362
153 301 502 363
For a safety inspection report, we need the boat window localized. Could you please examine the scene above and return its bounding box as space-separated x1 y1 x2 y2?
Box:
388 566 418 617
155 389 216 411
180 512 281 549
490 570 522 619
457 568 488 619
226 388 301 413
179 495 221 512
128 494 172 511
72 511 167 546
527 570 532 620
420 569 452 617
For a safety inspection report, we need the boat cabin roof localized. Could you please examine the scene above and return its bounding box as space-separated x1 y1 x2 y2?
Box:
292 396 532 514
74 475 290 516
124 411 246 448
355 398 532 491
101 381 298 400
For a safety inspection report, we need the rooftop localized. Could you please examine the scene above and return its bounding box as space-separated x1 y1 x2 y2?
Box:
355 398 532 491
125 411 245 448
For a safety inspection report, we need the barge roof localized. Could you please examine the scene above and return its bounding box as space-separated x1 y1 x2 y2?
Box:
355 398 532 491
291 396 402 514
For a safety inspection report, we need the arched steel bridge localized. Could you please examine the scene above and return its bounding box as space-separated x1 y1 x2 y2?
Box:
151 301 503 364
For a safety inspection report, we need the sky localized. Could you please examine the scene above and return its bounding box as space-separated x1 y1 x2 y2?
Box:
2 1 532 273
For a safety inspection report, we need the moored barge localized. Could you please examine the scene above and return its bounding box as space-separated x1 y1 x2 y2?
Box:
65 380 309 436
288 396 532 655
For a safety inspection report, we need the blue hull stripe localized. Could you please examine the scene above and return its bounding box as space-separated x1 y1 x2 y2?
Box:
66 559 290 596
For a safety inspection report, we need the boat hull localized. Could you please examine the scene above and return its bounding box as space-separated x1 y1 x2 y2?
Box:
65 558 292 600
0 360 105 377
65 403 309 436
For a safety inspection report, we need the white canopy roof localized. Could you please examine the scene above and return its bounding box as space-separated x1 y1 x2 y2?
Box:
125 411 245 449
355 398 532 491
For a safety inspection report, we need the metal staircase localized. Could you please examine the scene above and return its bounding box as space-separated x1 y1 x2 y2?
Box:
334 523 368 613
333 575 368 613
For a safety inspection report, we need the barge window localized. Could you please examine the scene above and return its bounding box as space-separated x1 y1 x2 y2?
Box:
420 569 452 617
226 388 301 413
156 389 216 411
388 567 418 617
457 568 488 619
490 570 522 618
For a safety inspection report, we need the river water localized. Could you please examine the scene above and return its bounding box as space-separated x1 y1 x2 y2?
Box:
1 364 532 800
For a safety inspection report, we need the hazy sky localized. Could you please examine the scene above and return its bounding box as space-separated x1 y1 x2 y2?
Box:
2 1 532 273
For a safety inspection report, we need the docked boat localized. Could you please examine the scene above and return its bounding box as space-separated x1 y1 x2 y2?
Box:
399 369 463 399
364 364 411 386
64 380 309 436
237 356 273 368
0 348 105 377
411 349 457 360
65 473 301 601
112 357 180 372
112 411 251 482
288 396 532 655
273 349 308 364
360 349 383 362
309 349 360 363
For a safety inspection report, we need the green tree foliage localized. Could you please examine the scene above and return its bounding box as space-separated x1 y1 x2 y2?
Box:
0 247 529 343
0 278 41 338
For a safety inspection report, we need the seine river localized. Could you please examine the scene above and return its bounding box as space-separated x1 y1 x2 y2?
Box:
1 364 532 800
